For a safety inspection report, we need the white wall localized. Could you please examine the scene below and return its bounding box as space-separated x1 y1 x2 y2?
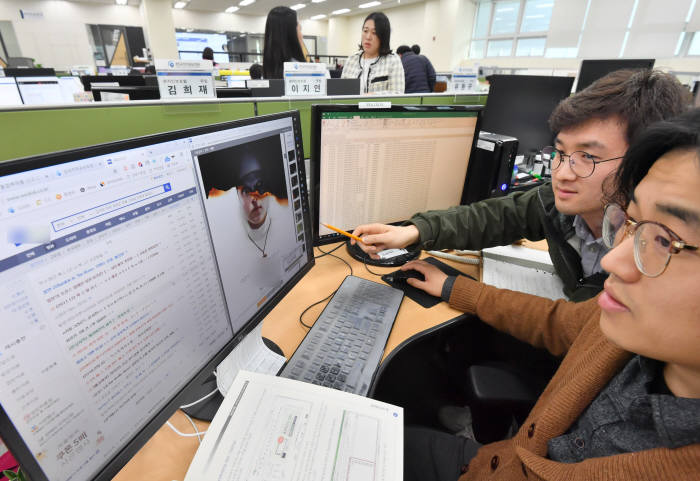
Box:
172 9 266 34
0 0 142 69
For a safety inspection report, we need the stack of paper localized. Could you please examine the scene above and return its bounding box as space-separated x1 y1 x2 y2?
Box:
185 371 403 481
481 245 566 301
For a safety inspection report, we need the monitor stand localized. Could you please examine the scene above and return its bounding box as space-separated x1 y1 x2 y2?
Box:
182 337 284 421
345 239 420 267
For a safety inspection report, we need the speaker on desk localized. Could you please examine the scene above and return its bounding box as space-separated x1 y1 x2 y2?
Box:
462 131 518 205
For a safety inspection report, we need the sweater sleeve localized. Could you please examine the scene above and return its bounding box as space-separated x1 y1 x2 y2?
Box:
448 275 600 356
409 184 548 251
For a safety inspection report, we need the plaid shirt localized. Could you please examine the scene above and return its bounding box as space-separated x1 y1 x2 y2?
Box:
341 51 405 94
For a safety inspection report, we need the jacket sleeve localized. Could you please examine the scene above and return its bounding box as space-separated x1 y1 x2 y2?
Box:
340 55 357 78
448 275 599 356
425 59 436 92
409 184 548 251
389 54 405 94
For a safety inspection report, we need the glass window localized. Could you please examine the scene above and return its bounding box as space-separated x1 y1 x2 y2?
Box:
470 39 486 58
545 47 578 58
473 1 492 38
516 37 546 56
689 32 700 55
520 0 553 32
487 39 513 56
491 1 521 35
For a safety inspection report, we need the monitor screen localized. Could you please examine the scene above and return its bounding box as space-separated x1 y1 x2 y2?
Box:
480 75 575 157
15 76 64 105
57 76 84 103
576 58 655 93
0 77 23 106
311 104 482 245
0 111 313 481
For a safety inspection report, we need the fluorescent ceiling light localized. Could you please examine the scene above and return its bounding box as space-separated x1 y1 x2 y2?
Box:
291 3 306 10
310 14 326 19
359 1 381 8
225 5 239 12
115 0 128 5
239 0 255 5
173 1 187 8
332 8 351 14
311 0 326 2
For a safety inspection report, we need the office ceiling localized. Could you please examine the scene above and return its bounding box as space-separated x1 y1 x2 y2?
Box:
68 0 424 20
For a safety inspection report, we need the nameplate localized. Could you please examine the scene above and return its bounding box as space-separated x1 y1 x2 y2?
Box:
283 62 326 97
247 80 269 88
155 59 215 100
452 66 478 93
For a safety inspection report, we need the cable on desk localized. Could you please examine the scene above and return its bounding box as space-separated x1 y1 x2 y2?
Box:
362 256 383 277
299 245 353 329
166 416 206 443
179 387 219 409
314 242 344 259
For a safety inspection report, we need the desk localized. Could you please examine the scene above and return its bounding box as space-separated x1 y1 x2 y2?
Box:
113 242 478 481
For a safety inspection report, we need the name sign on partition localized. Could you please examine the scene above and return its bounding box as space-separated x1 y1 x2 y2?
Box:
451 67 478 93
283 62 326 97
155 59 215 100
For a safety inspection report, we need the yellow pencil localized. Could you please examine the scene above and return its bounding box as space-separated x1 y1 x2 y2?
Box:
322 223 365 244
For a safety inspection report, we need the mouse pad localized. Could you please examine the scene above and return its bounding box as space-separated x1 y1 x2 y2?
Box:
382 257 475 308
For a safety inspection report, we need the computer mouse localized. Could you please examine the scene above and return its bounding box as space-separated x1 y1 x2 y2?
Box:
384 269 425 284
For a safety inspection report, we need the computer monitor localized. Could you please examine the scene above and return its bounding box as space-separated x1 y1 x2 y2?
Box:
311 104 482 246
14 76 64 105
0 77 23 106
480 74 575 157
575 58 655 93
0 111 313 481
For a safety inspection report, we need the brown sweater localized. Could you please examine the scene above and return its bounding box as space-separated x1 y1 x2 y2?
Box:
448 276 700 481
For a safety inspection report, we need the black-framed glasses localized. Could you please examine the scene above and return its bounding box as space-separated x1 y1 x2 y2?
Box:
602 203 699 277
541 146 624 178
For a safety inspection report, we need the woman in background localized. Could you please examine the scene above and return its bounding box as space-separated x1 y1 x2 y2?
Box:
262 6 306 79
341 12 404 94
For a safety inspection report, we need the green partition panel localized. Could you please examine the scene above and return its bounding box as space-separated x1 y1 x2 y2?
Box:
421 94 487 105
0 102 256 162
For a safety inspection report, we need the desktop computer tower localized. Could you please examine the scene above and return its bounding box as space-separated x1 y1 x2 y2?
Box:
462 131 518 205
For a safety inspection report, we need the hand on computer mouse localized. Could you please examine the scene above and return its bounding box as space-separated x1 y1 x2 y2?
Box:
389 269 426 283
401 260 448 297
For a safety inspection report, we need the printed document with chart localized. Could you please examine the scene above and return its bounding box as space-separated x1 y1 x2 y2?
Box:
184 370 403 481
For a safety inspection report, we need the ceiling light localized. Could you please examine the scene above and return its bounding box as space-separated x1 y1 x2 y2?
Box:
225 5 239 12
239 0 255 5
332 8 351 14
311 0 326 2
359 1 381 8
310 14 326 19
115 0 128 5
290 3 306 10
173 1 187 8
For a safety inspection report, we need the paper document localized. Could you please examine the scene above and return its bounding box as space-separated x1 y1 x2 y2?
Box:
185 371 403 481
482 245 566 301
216 322 287 396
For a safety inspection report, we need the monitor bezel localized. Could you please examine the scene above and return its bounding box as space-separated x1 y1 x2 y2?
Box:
310 103 483 246
0 110 314 481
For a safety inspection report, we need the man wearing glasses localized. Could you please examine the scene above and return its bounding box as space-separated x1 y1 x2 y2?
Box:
352 69 690 302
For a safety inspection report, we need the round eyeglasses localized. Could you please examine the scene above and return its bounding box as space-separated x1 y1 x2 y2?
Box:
541 146 624 178
602 203 699 277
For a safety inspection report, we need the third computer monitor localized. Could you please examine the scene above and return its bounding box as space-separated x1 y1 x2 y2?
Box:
480 74 575 158
311 104 482 245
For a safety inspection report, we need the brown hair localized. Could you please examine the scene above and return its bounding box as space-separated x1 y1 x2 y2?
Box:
549 69 691 144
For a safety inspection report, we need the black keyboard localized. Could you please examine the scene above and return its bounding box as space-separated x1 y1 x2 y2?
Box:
279 275 403 396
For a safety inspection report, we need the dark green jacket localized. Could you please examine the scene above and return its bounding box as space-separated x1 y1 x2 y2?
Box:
409 182 607 301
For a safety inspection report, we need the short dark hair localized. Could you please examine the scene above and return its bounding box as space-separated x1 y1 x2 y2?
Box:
249 63 263 80
396 45 411 55
359 12 392 56
610 108 700 207
411 44 420 54
550 69 691 145
263 6 306 79
202 47 214 61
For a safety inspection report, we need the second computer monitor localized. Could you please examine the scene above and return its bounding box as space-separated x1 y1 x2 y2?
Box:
311 104 482 245
575 58 655 93
480 74 575 158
